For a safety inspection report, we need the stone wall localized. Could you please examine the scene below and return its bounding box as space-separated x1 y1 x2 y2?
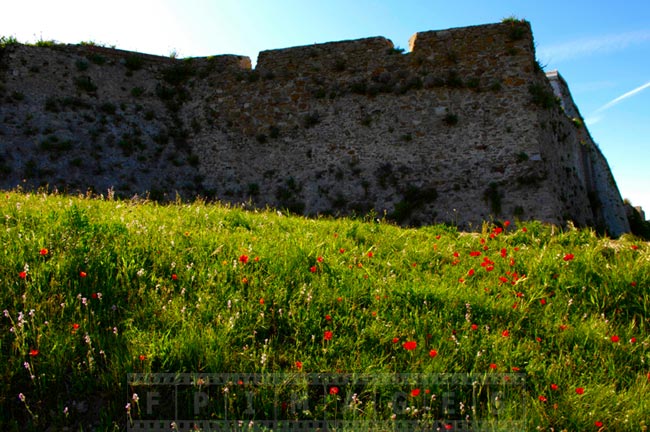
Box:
0 20 630 235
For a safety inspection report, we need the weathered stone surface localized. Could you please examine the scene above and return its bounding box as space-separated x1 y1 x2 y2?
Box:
0 21 630 235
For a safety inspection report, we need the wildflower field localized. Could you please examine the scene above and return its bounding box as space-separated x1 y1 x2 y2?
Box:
0 191 648 431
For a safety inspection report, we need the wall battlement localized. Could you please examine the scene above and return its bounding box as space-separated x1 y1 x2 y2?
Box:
0 21 630 235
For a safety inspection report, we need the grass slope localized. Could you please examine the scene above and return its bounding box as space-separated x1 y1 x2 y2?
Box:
0 191 648 431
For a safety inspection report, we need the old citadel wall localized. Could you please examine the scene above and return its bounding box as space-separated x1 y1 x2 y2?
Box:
0 21 630 235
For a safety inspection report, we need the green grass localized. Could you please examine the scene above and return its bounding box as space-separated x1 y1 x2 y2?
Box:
1 191 648 431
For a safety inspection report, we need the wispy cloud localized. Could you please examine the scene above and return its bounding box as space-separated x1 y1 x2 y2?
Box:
586 80 650 125
538 29 650 64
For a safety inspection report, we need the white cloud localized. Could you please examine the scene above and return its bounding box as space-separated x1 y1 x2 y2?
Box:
538 29 650 64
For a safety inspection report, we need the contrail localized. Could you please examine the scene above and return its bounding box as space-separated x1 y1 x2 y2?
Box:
586 80 650 125
595 81 650 113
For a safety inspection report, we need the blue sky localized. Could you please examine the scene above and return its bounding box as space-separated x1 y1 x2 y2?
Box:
3 0 649 217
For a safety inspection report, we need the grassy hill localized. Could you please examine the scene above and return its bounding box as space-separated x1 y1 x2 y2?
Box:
0 190 648 431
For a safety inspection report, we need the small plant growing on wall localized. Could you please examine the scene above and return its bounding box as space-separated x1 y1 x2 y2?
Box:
162 60 195 86
502 16 528 41
528 83 559 109
571 117 583 128
268 125 280 139
75 59 89 71
483 183 502 215
124 55 144 71
302 112 320 128
516 152 529 162
86 53 106 65
443 112 459 126
131 87 145 97
74 76 97 93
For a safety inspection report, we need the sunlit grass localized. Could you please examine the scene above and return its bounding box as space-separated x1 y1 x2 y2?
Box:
0 190 648 431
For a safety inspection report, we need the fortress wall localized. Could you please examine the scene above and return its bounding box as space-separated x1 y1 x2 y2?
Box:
545 71 629 235
0 21 631 234
256 37 395 78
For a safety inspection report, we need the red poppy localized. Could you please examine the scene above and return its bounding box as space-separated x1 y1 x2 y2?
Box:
324 331 333 341
317 256 323 263
259 298 264 305
559 324 568 331
72 323 80 330
504 220 510 228
171 274 178 280
631 281 637 287
239 255 249 264
468 269 475 277
595 421 603 428
575 387 584 395
79 271 87 278
471 324 478 331
19 271 27 279
410 388 420 397
139 354 146 361
329 386 339 395
540 298 547 305
295 361 303 370
469 251 481 257
309 266 317 273
611 335 620 343
367 251 373 258
325 314 331 321
39 248 49 256
429 349 438 358
630 337 637 343
444 425 453 430
403 341 417 351
631 245 639 250
551 383 558 391
29 349 39 357
501 248 507 258
392 337 399 343
501 330 510 337
538 395 547 402
563 253 574 261
489 363 497 370
92 293 98 299
536 337 542 342
453 251 460 258
241 277 249 284
339 248 345 254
